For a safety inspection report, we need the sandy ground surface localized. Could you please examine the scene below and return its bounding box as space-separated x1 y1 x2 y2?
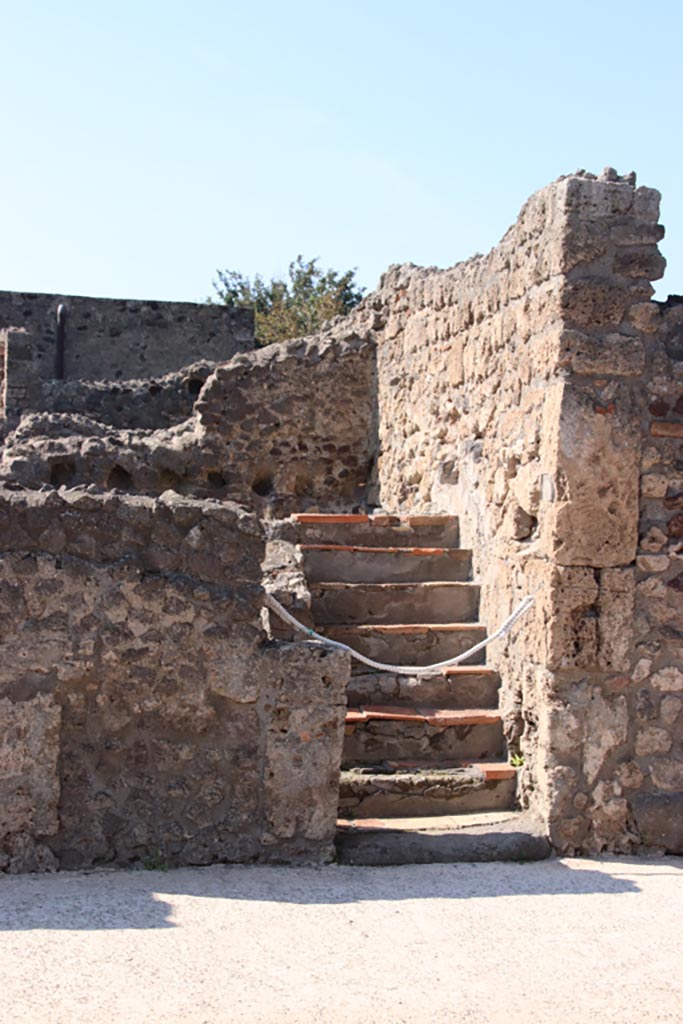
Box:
0 856 681 1024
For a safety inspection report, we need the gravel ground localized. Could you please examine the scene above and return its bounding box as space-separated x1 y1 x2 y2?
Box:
0 856 681 1024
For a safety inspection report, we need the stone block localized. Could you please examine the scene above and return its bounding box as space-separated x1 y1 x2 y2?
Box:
627 301 661 333
660 695 682 725
632 187 662 223
557 330 645 377
582 688 628 786
262 643 348 850
563 176 634 217
635 726 672 756
0 694 61 841
551 383 640 566
560 279 636 329
650 759 683 791
543 567 599 670
598 569 635 672
641 474 669 498
631 793 683 852
650 667 683 692
610 222 665 247
613 246 666 281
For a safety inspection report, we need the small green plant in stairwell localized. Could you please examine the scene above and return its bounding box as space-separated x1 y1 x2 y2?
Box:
510 752 525 768
142 849 169 872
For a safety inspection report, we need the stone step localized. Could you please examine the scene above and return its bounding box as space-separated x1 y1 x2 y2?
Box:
301 545 472 584
371 759 516 779
335 811 552 865
347 667 501 709
339 763 516 818
322 622 487 668
345 705 502 726
343 759 516 778
342 705 504 763
292 512 460 548
311 581 480 625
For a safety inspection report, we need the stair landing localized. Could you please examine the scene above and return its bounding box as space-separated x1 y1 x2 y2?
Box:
336 811 551 865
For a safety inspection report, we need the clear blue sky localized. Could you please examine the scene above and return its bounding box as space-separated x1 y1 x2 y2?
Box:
2 0 681 302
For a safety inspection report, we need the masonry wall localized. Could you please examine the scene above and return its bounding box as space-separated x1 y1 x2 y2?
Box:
0 487 348 872
0 291 254 421
368 170 681 853
194 327 378 514
0 326 378 515
39 361 216 430
629 300 683 847
0 333 5 420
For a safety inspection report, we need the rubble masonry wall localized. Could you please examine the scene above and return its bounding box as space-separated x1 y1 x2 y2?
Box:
0 487 348 872
0 290 254 421
0 326 377 514
369 171 681 853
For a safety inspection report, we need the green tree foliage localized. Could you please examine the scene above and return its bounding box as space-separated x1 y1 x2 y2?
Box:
212 255 365 347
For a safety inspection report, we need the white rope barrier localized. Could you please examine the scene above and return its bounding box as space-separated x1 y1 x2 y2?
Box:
265 592 535 677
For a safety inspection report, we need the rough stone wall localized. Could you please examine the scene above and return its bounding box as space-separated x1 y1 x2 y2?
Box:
0 332 5 419
0 290 254 419
629 299 683 849
39 361 216 430
0 325 377 515
366 169 681 853
0 487 348 871
195 327 378 514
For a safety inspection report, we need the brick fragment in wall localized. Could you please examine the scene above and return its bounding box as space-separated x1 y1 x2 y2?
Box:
667 514 683 538
650 422 683 439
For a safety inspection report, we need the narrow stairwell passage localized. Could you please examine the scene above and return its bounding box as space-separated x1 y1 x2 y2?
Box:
293 512 550 864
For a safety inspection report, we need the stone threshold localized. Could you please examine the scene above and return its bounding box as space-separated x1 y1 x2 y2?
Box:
335 810 552 864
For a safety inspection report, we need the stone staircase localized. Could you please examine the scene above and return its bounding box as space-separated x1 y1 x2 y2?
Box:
293 512 550 864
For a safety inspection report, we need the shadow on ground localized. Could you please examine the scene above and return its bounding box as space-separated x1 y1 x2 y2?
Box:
2 856 681 932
